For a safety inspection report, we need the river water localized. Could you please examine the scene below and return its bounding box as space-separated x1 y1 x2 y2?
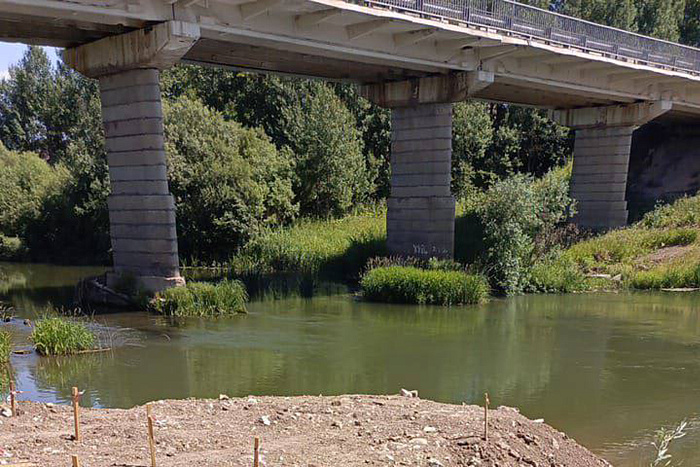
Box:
1 262 699 466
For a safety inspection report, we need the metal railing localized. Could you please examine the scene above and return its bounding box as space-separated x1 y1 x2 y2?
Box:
352 0 700 74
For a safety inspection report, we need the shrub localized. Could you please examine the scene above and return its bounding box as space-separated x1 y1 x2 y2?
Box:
360 266 489 306
152 280 248 317
0 330 10 364
165 96 298 261
466 165 576 295
31 317 96 356
640 195 700 229
231 212 386 279
627 262 700 290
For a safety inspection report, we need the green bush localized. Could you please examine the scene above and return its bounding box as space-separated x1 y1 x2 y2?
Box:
31 317 96 356
464 165 576 295
640 195 700 229
165 96 298 261
360 266 489 306
0 330 10 364
152 280 248 317
231 212 386 278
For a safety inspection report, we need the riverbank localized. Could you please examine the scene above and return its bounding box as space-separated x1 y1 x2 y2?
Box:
1 395 609 467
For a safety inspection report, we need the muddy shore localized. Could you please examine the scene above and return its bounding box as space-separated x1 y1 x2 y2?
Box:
0 394 610 466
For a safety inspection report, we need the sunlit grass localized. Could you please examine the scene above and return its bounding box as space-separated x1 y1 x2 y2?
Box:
0 330 10 364
152 280 248 317
361 266 489 306
229 211 386 279
31 317 96 356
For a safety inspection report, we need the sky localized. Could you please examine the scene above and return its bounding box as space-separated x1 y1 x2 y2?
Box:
0 41 60 80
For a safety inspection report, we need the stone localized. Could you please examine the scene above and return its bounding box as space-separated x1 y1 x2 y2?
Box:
260 415 271 426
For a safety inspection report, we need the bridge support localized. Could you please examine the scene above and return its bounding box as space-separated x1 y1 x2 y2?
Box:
64 21 200 292
388 104 455 259
552 101 672 229
362 72 493 259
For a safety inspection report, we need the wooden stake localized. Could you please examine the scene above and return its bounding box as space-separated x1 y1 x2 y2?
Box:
483 392 490 442
253 437 260 467
9 380 16 416
71 387 81 441
71 455 81 467
146 404 156 467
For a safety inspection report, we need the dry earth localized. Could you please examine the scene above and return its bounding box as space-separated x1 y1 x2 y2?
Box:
0 395 611 467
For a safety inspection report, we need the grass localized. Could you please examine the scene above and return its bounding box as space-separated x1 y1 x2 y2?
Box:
229 211 386 279
31 317 96 356
0 330 10 364
152 280 248 317
528 252 588 293
360 266 489 306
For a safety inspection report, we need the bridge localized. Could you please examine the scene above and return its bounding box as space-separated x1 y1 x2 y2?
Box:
2 0 700 291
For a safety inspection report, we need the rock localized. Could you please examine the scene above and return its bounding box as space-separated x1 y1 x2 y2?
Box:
219 394 230 401
423 426 437 433
428 458 444 467
331 421 343 429
400 388 419 398
331 400 341 406
410 438 428 446
1 407 12 418
260 416 271 426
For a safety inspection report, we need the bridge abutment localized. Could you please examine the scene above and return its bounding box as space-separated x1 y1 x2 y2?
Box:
64 21 200 292
388 104 455 259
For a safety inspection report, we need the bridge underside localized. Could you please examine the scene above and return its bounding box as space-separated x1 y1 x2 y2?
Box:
4 0 700 290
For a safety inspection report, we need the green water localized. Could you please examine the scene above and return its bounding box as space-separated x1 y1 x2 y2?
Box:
2 262 700 466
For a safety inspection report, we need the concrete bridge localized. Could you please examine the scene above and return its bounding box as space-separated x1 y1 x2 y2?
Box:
2 0 700 291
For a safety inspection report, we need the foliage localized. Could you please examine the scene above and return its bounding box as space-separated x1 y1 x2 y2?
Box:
283 84 370 217
0 142 69 236
528 251 588 293
164 96 297 260
640 195 700 229
360 266 489 306
31 317 96 356
463 164 576 295
0 330 10 364
231 211 386 279
651 419 688 467
152 280 248 317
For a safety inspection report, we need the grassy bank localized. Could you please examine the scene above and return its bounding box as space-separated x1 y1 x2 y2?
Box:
31 317 96 356
152 280 248 317
361 265 489 306
228 211 385 279
538 195 700 292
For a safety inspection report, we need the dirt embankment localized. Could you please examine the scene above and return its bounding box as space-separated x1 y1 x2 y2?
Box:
0 395 610 466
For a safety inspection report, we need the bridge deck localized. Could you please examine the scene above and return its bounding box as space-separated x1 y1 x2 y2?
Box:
1 0 700 115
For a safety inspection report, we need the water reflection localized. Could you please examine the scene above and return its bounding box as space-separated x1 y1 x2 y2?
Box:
2 262 700 466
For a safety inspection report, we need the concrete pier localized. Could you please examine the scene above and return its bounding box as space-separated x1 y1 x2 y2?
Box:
101 69 184 291
64 21 199 292
569 126 635 229
387 104 455 258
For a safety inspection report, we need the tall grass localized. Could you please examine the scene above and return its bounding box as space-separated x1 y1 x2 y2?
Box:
31 317 96 356
361 266 489 306
528 252 588 293
152 280 248 317
0 330 10 364
229 212 386 279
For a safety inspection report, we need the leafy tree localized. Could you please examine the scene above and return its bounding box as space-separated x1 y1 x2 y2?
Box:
164 96 297 260
283 84 370 217
680 0 700 45
452 101 494 197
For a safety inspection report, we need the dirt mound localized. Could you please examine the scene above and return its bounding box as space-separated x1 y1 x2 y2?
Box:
0 395 610 466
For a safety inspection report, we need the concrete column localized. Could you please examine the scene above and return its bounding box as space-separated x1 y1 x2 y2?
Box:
387 103 455 259
64 21 199 293
101 69 184 292
570 126 635 229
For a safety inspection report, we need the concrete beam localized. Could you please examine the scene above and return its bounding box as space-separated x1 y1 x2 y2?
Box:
361 70 491 108
63 20 200 78
550 101 672 129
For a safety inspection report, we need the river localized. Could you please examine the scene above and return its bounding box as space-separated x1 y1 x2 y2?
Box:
1 261 699 466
